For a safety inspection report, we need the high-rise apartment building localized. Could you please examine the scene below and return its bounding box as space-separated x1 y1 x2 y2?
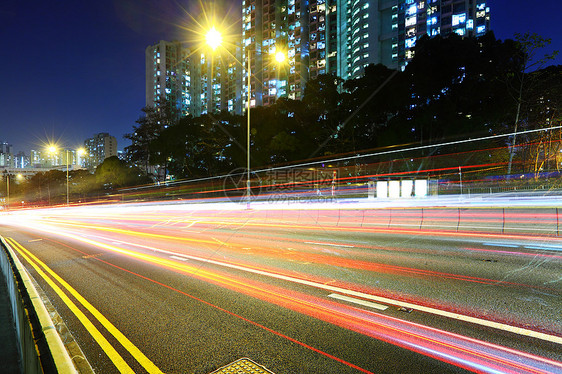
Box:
146 0 490 114
145 41 191 120
146 40 243 117
386 0 491 72
239 0 490 101
0 142 14 168
84 133 117 169
28 149 81 168
14 151 29 168
191 47 244 116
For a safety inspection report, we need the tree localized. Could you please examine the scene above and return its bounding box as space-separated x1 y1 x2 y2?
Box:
69 169 96 201
518 65 562 178
341 64 408 151
506 32 559 175
152 112 244 179
301 74 347 158
26 170 66 205
124 99 178 178
95 156 151 191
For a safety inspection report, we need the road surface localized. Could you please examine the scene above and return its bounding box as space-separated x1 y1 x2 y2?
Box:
1 200 561 373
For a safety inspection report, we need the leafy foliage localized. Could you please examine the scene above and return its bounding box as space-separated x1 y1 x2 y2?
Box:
123 32 558 180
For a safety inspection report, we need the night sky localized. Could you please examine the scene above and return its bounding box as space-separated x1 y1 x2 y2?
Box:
1 0 560 154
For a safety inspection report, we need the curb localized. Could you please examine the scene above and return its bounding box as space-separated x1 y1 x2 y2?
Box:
0 236 78 374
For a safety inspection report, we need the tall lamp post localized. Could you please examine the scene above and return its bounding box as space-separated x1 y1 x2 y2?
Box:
205 28 286 205
3 171 9 211
49 145 85 206
205 26 253 204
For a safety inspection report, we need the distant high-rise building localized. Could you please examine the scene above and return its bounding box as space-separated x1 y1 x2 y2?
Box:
145 0 490 113
238 0 491 101
0 142 14 168
191 46 244 116
145 41 191 120
385 0 491 72
14 151 29 168
30 150 43 167
84 133 117 169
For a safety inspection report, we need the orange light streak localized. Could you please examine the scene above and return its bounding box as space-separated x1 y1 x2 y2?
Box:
23 232 562 374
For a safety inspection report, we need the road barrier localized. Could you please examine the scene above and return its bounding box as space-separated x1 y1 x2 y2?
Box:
255 205 561 236
0 237 77 374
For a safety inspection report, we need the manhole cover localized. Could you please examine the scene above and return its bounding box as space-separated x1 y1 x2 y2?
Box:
210 358 275 373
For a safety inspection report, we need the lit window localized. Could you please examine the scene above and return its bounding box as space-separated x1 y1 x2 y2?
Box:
406 4 417 15
452 13 466 26
405 16 416 27
405 37 416 48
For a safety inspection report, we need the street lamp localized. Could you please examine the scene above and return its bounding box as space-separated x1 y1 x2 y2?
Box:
205 27 222 51
205 26 253 205
204 28 287 206
3 171 9 211
274 51 286 64
48 145 85 206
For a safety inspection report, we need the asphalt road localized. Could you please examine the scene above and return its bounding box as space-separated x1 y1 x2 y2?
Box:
1 202 561 373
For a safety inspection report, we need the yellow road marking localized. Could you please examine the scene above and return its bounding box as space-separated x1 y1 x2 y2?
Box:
7 238 164 374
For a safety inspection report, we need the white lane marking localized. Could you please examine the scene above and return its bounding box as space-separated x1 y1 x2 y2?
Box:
304 241 355 248
100 238 562 346
524 245 562 252
482 242 519 248
328 293 388 311
28 238 43 242
170 256 189 262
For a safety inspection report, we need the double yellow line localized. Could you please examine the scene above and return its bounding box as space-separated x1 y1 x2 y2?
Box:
5 237 164 374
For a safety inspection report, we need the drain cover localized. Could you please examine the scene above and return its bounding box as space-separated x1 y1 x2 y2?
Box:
210 358 275 373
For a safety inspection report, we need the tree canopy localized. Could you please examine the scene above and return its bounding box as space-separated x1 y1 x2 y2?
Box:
124 32 559 180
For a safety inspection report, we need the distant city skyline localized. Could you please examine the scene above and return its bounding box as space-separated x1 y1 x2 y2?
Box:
1 0 560 154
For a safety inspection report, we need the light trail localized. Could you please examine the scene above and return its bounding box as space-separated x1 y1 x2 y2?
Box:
19 214 555 291
14 228 562 373
2 201 561 373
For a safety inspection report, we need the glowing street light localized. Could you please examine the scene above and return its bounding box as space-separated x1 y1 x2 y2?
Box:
204 26 287 206
205 27 223 51
274 51 286 64
48 145 84 206
205 26 253 206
